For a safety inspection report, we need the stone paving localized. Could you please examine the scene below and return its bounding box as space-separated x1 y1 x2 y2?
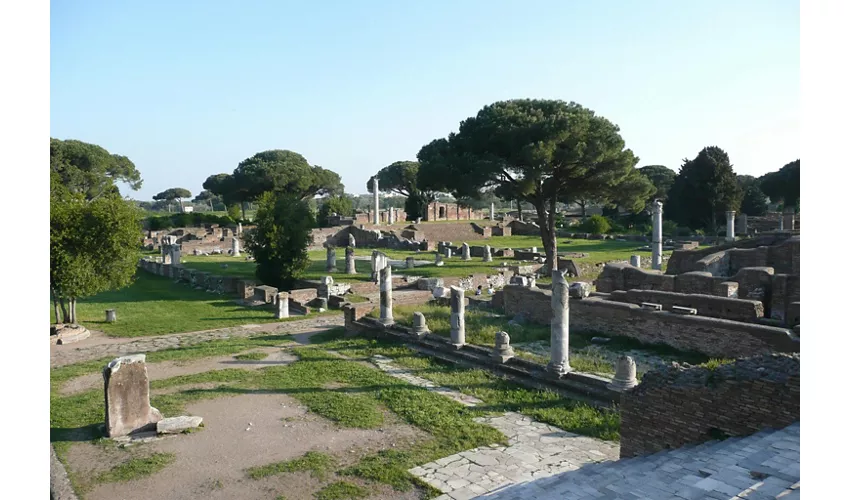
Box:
480 423 800 500
369 355 620 500
50 315 344 367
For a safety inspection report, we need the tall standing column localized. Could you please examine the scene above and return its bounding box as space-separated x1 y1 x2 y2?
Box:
379 265 393 325
450 286 465 346
345 247 357 274
326 246 337 272
490 203 495 221
726 211 736 241
373 176 380 225
651 199 663 270
232 237 241 257
547 270 571 375
389 207 394 225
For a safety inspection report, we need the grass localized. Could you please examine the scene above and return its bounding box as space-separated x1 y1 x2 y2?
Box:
315 481 370 500
49 272 336 337
94 453 175 485
246 451 337 480
343 293 370 303
233 352 270 361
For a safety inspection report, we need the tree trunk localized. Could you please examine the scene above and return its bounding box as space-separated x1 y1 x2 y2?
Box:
241 201 248 221
533 197 558 275
60 298 70 324
70 297 77 324
549 196 558 273
580 201 587 221
51 288 60 324
178 198 185 212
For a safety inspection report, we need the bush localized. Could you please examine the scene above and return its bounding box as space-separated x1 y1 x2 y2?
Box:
674 226 693 237
227 204 242 222
661 220 678 236
576 214 611 234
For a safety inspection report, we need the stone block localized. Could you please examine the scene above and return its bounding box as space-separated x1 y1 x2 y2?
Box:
157 416 204 434
641 302 662 311
103 354 162 437
671 306 697 315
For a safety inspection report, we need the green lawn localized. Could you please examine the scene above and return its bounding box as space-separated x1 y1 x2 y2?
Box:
51 272 332 337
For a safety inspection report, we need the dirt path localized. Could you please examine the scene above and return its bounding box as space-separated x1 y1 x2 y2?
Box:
73 392 426 500
50 315 344 368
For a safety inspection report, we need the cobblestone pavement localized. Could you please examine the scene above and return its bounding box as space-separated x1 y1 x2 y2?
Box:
50 315 344 368
369 354 620 500
480 423 800 500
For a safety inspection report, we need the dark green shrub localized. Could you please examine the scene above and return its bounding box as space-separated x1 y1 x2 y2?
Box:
576 214 611 234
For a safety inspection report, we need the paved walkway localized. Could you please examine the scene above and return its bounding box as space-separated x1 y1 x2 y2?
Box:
480 423 800 500
369 355 620 500
50 315 344 367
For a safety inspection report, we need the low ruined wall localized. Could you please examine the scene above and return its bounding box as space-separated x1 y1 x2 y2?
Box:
500 286 798 358
507 220 540 236
608 289 764 322
619 353 800 458
666 234 798 276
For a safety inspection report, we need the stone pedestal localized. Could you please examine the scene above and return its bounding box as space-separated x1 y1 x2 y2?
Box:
232 237 240 257
607 356 638 392
492 331 514 363
275 292 290 319
105 309 117 323
345 247 357 274
726 211 736 241
547 270 571 375
651 200 663 270
450 286 466 346
103 354 162 437
461 243 471 260
406 257 415 269
412 312 429 337
629 255 641 267
435 252 444 267
444 247 453 259
326 247 337 273
315 297 328 311
483 245 492 262
379 265 393 325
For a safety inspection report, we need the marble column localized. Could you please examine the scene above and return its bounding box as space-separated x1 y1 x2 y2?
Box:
547 270 571 375
373 176 380 225
379 265 393 325
237 222 242 235
232 237 240 257
326 246 337 272
461 242 471 260
490 202 495 221
444 247 453 259
483 245 492 262
388 207 394 225
275 292 289 319
629 255 641 267
435 252 444 267
348 233 356 248
726 211 736 241
345 247 357 274
450 286 466 346
651 199 663 270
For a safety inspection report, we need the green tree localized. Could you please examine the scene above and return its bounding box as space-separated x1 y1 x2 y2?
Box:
50 179 142 324
50 138 143 199
367 160 435 220
243 192 315 289
737 175 769 216
153 187 192 212
417 99 639 271
666 146 742 234
637 165 676 201
759 159 800 211
317 195 354 227
193 189 222 210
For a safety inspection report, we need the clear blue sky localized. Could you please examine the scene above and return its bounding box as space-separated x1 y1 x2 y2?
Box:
50 0 799 201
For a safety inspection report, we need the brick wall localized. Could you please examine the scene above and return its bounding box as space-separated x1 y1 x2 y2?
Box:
608 289 764 322
500 286 798 358
619 353 800 458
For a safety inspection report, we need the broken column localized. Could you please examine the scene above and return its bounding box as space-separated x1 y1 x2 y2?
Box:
105 309 117 322
651 199 663 270
606 355 638 392
490 202 495 221
388 207 394 225
237 222 242 235
444 247 453 259
348 233 356 248
345 247 357 274
726 211 736 241
450 286 466 346
434 252 444 267
275 292 290 319
629 255 641 267
492 331 515 363
483 245 492 262
232 237 240 257
406 256 415 269
461 242 471 260
103 354 163 437
326 246 337 273
170 246 182 265
412 311 429 337
372 176 380 225
547 270 571 376
379 265 393 325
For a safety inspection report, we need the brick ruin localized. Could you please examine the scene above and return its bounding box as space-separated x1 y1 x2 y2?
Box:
619 353 800 458
144 225 248 255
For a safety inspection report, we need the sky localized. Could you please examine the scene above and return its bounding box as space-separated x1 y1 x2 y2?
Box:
50 0 800 201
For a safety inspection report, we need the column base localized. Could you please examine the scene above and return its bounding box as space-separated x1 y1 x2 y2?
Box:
546 362 572 377
378 318 395 327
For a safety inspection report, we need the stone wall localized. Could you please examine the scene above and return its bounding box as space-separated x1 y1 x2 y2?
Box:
608 289 764 322
666 234 798 276
619 354 800 458
498 285 798 358
507 220 541 236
